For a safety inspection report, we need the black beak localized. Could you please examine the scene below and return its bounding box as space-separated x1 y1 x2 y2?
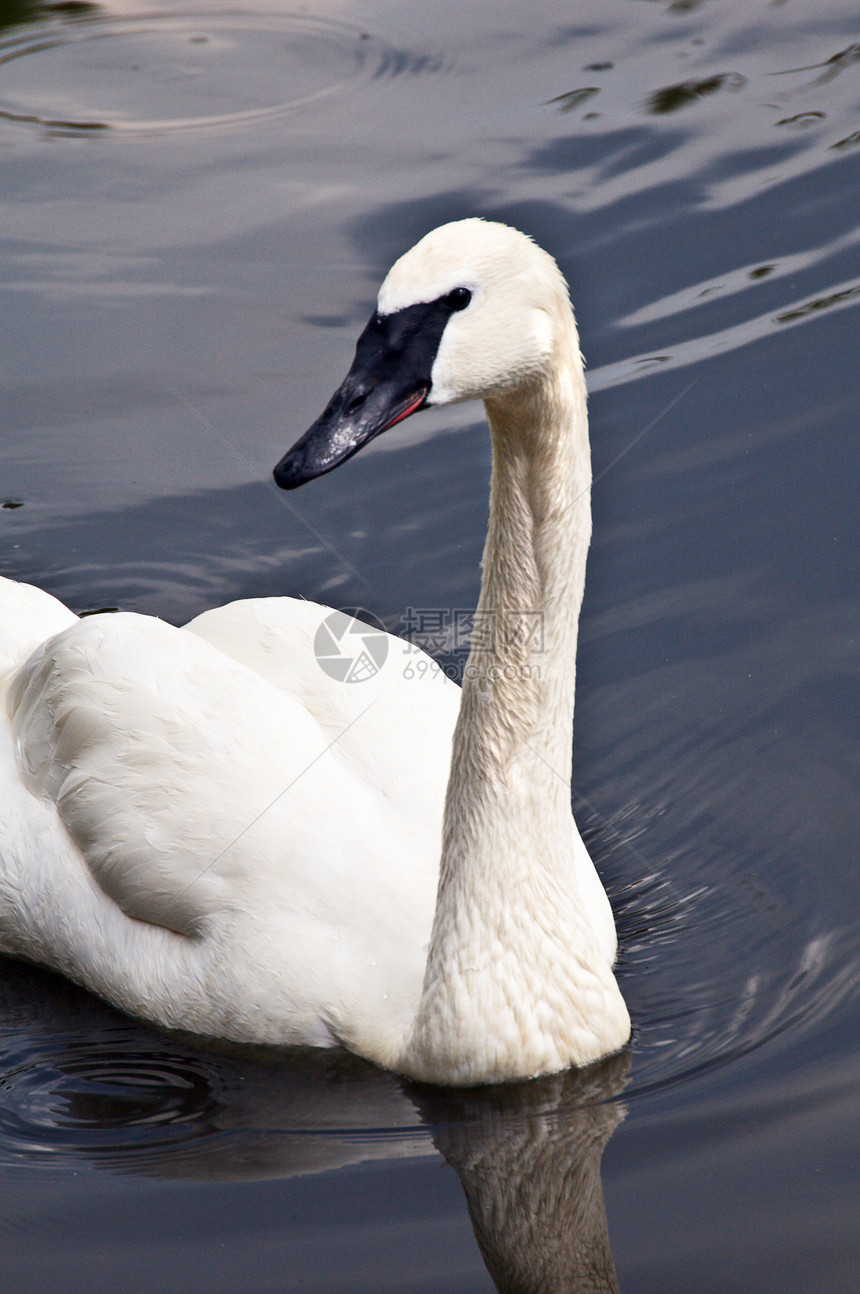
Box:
274 295 456 490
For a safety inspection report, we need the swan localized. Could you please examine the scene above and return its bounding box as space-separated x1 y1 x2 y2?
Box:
0 219 630 1085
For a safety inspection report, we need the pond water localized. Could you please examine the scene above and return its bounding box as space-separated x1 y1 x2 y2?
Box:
1 0 859 1289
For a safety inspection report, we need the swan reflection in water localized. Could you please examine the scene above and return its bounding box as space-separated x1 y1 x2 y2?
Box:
0 963 628 1294
419 1054 629 1293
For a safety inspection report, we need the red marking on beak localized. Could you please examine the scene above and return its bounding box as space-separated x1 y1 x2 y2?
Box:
380 388 428 433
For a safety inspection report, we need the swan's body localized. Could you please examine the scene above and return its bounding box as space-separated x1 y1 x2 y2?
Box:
0 219 630 1084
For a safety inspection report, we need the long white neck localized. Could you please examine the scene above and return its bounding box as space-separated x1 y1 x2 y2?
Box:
400 322 629 1085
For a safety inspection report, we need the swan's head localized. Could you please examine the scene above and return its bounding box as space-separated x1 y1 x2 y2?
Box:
274 219 575 489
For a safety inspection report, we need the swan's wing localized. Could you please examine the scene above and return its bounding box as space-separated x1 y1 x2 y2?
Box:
6 612 350 936
186 597 461 817
0 577 77 681
6 606 457 953
185 597 339 688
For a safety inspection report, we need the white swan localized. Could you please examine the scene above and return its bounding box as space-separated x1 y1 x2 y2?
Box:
0 219 629 1085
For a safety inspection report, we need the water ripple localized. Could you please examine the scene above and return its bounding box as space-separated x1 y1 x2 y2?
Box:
0 9 440 138
589 271 860 391
0 1030 225 1166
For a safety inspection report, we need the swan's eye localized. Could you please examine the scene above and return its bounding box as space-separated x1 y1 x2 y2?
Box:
444 287 472 312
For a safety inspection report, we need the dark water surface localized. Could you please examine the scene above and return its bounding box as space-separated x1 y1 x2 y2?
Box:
1 0 858 1289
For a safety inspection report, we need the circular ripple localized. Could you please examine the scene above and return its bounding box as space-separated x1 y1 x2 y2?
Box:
607 861 860 1099
0 1034 224 1166
0 11 403 136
